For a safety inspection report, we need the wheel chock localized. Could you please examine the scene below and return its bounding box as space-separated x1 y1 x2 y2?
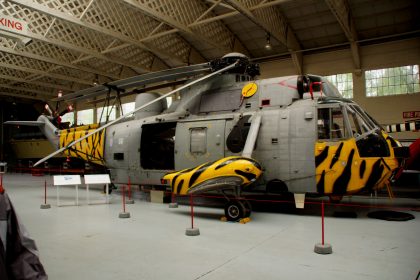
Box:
239 217 251 224
220 216 227 222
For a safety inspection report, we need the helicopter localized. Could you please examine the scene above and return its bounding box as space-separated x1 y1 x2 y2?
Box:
5 53 411 221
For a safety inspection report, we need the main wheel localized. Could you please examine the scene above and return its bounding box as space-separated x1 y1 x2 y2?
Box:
224 201 246 222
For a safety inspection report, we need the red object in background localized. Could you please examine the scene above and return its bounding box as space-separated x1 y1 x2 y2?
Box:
395 138 420 180
0 175 3 193
406 138 420 170
402 111 420 119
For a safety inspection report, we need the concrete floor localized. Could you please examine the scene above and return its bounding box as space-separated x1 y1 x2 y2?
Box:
2 173 420 280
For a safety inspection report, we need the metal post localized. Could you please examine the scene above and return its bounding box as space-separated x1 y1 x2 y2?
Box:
119 185 130 218
185 194 200 236
41 179 51 209
314 200 332 254
321 200 325 245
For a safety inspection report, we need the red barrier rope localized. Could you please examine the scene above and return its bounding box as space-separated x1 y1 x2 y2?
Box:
166 192 420 212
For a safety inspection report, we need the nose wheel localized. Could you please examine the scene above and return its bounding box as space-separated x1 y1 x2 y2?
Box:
224 199 252 222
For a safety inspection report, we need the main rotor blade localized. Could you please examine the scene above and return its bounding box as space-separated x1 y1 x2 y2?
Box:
52 63 211 102
34 60 239 167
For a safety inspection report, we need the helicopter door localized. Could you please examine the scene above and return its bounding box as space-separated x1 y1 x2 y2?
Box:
175 120 225 170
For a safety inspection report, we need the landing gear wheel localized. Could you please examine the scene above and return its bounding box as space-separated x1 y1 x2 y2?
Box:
224 201 246 222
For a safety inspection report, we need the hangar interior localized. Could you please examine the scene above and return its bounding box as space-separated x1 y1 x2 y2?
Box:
0 0 419 279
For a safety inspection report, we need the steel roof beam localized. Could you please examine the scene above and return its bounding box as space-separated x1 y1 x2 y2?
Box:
123 0 248 55
0 62 93 86
0 45 120 80
325 0 361 70
0 74 73 92
9 0 185 68
223 0 303 74
3 26 148 74
0 91 47 101
0 84 54 98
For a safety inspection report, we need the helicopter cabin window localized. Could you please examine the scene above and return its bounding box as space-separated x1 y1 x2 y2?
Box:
199 89 241 113
190 127 207 154
317 108 347 140
140 122 176 170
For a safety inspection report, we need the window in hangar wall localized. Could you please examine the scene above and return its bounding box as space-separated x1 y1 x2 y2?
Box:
325 73 353 99
121 102 135 115
97 106 116 123
120 97 172 116
77 109 94 125
365 65 420 97
61 112 74 127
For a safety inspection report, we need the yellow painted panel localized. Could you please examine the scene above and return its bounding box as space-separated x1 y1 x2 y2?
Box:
315 133 399 196
59 127 105 165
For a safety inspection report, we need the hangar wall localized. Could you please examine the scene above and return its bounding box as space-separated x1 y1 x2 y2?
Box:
260 38 420 139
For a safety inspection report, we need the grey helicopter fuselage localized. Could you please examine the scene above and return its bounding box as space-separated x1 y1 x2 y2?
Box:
104 71 399 196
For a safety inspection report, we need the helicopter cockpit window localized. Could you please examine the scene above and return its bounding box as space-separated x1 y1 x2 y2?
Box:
349 105 378 130
317 107 347 140
347 107 371 137
140 122 176 170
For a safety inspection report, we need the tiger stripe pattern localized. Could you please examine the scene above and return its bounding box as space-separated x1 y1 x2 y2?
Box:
59 124 105 165
163 156 263 195
315 132 399 195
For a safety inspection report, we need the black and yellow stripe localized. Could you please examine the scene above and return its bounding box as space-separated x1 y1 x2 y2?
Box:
59 124 105 165
163 156 263 195
315 131 399 195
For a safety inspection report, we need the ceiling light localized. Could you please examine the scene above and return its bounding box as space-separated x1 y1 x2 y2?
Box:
265 32 272 50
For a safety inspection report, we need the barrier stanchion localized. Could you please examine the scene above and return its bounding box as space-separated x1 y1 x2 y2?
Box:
185 194 200 236
40 180 51 209
126 178 134 204
169 192 178 208
314 200 332 254
0 174 3 193
119 185 130 218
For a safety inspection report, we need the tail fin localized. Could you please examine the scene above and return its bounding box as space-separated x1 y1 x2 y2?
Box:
4 121 45 126
5 115 60 149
